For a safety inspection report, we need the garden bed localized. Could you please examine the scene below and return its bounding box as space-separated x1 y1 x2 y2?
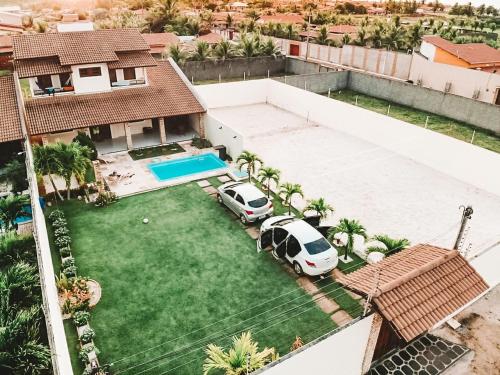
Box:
128 143 185 160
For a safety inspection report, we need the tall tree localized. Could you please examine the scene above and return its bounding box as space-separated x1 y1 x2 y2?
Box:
0 195 30 231
303 198 334 220
0 158 27 194
258 167 280 197
327 218 367 260
236 151 263 182
190 41 211 61
279 183 304 215
33 144 64 201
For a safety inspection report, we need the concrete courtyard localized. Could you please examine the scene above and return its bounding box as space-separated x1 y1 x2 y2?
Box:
209 102 500 254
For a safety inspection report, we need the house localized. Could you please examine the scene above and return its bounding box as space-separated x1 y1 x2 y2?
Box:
0 75 23 163
228 1 248 12
10 29 205 154
337 244 488 372
0 35 12 69
257 14 305 25
421 35 500 74
141 33 180 58
196 32 223 45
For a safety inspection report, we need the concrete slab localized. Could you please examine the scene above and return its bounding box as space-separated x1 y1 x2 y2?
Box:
196 180 211 188
331 310 353 326
202 186 218 195
245 226 260 240
331 269 344 280
217 175 232 183
313 293 340 314
346 289 364 301
296 277 320 295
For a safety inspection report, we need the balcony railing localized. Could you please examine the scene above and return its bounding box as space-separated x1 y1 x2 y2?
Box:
33 86 75 97
111 79 146 88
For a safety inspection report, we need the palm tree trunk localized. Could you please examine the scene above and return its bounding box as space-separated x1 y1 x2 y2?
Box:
248 166 252 183
66 180 71 200
48 174 64 201
267 181 270 198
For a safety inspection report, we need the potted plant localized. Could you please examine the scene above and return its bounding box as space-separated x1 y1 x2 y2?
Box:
79 327 95 344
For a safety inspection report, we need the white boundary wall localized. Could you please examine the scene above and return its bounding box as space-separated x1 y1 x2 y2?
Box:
204 114 244 158
256 315 374 375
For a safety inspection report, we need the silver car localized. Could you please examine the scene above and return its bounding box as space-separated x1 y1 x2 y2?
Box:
217 182 273 224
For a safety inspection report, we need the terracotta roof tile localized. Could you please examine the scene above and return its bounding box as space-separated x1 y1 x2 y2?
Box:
338 244 488 342
107 51 158 69
258 14 304 24
423 35 500 65
0 75 23 142
12 29 149 66
0 35 12 53
24 60 205 135
196 32 223 44
15 57 72 79
141 33 180 48
328 25 358 34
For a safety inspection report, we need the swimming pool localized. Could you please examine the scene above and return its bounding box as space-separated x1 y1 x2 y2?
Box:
148 153 227 181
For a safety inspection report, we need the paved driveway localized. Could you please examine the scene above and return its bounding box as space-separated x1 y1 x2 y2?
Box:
210 103 500 253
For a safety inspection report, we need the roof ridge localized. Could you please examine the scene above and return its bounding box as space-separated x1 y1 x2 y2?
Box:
375 248 459 297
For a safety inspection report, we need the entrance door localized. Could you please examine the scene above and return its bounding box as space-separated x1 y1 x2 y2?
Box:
289 44 300 56
90 125 112 142
495 88 500 106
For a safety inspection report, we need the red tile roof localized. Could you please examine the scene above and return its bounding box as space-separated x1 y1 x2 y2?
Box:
196 32 223 44
423 35 500 65
12 29 150 66
258 14 304 24
338 244 488 342
107 51 158 70
141 33 180 54
0 35 12 54
24 60 205 135
329 25 358 34
15 57 72 79
0 75 23 142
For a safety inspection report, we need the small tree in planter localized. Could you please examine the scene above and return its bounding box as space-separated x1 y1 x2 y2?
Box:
49 209 65 223
55 235 71 248
279 183 304 216
73 311 91 327
95 191 117 207
258 167 280 198
327 218 367 261
59 246 72 258
79 345 100 364
79 327 95 344
62 264 77 278
303 198 334 223
52 218 68 229
54 226 70 237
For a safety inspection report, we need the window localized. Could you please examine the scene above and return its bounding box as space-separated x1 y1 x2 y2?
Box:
35 75 52 90
109 69 117 83
123 68 136 80
59 73 72 88
224 189 235 198
273 228 288 245
304 238 331 255
286 235 301 258
235 194 245 205
79 67 102 78
248 197 268 208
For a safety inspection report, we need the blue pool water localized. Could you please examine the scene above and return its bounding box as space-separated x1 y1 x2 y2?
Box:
148 153 227 181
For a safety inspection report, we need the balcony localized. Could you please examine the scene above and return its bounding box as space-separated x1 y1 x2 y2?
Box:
111 79 146 88
33 85 75 97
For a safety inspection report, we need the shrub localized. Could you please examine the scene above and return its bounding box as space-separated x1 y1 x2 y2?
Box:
80 327 95 344
95 191 117 207
62 257 75 268
191 136 212 149
54 226 70 237
73 311 91 326
55 235 71 248
59 246 72 258
49 210 65 223
73 131 98 161
79 345 100 364
62 264 77 278
52 218 67 228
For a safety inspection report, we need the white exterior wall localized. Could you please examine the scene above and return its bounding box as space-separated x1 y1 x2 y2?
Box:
204 114 243 158
259 315 374 375
0 10 23 27
129 119 152 135
420 40 436 61
110 123 126 138
409 53 500 103
195 79 268 108
71 63 111 94
46 130 79 144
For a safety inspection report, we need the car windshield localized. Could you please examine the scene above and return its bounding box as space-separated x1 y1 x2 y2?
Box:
248 197 268 208
304 238 331 255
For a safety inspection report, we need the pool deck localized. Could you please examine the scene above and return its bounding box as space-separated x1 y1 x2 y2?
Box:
98 142 231 197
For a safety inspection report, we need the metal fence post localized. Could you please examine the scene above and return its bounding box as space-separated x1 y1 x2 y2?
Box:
355 95 358 106
243 71 246 81
219 74 221 83
328 88 331 98
387 104 391 115
470 130 476 144
267 69 270 78
425 116 429 128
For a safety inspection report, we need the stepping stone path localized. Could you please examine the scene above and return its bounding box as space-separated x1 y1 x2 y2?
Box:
217 175 231 183
245 227 260 240
331 310 353 326
313 293 340 314
202 186 218 195
196 180 211 188
297 276 320 295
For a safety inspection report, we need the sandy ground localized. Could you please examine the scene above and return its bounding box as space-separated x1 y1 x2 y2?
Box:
210 103 500 253
432 286 500 375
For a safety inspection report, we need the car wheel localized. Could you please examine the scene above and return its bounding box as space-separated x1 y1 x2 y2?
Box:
217 194 223 204
293 262 303 275
240 214 248 225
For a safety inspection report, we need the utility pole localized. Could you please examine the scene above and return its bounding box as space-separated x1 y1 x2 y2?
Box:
363 267 381 317
305 13 312 61
453 205 473 250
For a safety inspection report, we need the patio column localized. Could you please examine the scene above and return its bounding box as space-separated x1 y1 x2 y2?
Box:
124 123 133 150
198 113 206 138
159 117 167 144
41 135 49 146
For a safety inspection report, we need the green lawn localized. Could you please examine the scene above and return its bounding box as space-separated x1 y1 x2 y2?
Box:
326 89 500 154
52 184 336 375
336 252 367 274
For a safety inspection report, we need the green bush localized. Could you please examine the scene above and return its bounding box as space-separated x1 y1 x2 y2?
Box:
80 327 95 344
95 191 117 207
73 131 98 161
62 264 77 278
52 218 67 228
49 209 65 223
55 235 71 248
62 257 75 268
191 136 212 149
73 311 91 326
59 246 71 258
54 227 70 237
78 345 100 364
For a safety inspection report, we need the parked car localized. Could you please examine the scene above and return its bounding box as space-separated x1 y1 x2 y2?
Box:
217 182 273 224
257 216 339 276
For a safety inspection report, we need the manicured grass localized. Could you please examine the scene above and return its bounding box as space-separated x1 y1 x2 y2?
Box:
336 252 367 274
128 143 185 160
53 184 335 375
0 69 11 77
326 89 500 154
205 176 224 188
316 278 364 318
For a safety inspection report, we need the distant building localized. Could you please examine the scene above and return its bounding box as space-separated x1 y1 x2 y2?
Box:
421 36 500 74
56 21 94 33
257 14 304 25
0 10 24 34
141 33 180 58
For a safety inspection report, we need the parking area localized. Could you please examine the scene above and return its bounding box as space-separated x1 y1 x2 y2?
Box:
210 103 500 252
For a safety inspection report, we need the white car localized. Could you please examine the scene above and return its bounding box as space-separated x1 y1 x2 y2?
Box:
217 182 273 224
257 216 339 276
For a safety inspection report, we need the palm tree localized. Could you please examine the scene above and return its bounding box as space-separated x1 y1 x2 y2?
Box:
303 198 333 220
406 23 423 51
356 27 367 46
315 26 330 45
0 195 30 231
190 41 211 61
368 234 410 255
260 38 280 57
238 35 259 57
285 23 297 40
384 25 405 51
328 218 367 261
279 183 303 215
33 144 64 201
258 167 280 197
213 40 235 60
236 151 263 182
0 158 27 193
203 332 276 375
341 33 351 46
0 232 36 269
52 142 92 200
167 44 188 64
226 14 233 28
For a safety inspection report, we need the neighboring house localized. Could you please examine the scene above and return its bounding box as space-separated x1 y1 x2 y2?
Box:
9 29 205 154
0 75 23 163
228 1 248 12
257 14 305 25
0 8 24 34
141 33 180 58
196 32 223 45
0 35 12 69
420 35 500 74
338 244 488 372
